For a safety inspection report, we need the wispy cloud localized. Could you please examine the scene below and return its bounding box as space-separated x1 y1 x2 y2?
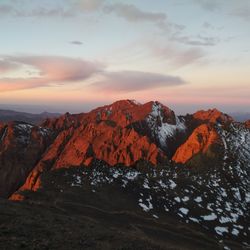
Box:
75 0 105 12
21 8 74 18
0 0 106 18
231 5 250 21
91 70 186 92
73 1 174 31
148 42 205 67
0 1 74 18
0 1 183 33
103 3 166 26
171 34 220 46
192 0 221 11
193 0 250 22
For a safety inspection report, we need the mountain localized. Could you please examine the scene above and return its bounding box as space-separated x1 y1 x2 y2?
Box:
0 100 249 249
0 109 60 124
0 122 54 197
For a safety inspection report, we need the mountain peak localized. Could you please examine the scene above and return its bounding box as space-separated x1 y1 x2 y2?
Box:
110 99 140 109
193 108 233 123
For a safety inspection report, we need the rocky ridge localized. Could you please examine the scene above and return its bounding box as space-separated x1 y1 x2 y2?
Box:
0 100 249 248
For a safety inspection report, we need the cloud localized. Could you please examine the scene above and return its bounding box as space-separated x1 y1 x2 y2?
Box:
0 0 105 18
231 6 250 21
103 3 166 25
192 0 221 11
75 0 105 12
74 0 172 28
0 1 183 33
102 3 186 32
149 42 205 67
0 4 12 15
101 3 182 32
0 1 103 18
70 40 83 45
0 56 104 92
21 7 74 18
0 2 74 18
0 56 186 93
0 59 19 73
91 71 186 92
193 0 250 22
171 34 220 46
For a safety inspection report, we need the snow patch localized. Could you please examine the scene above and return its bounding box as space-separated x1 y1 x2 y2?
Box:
215 226 229 235
179 207 189 215
201 213 217 221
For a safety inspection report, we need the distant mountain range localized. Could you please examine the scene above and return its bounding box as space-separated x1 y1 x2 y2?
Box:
0 109 60 124
229 112 250 122
0 100 249 249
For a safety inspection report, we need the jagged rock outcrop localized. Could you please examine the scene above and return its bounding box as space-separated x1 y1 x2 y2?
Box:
12 101 175 194
172 124 220 164
5 100 237 200
193 109 233 124
14 129 164 196
0 122 53 198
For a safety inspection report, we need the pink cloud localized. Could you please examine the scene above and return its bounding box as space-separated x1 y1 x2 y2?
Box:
0 55 187 93
0 56 105 92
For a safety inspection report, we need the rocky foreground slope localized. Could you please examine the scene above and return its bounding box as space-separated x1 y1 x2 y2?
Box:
0 100 249 249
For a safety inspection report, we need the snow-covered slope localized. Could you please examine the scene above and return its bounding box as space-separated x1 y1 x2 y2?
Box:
35 128 250 249
146 101 186 149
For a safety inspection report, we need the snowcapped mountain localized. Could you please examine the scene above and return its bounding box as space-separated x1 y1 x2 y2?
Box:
0 100 249 249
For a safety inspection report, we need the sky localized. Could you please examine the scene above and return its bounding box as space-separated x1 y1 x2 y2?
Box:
0 0 249 114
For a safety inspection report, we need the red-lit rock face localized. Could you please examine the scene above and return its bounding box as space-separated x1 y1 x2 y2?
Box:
44 100 172 167
6 100 236 200
9 101 178 195
41 112 84 131
172 124 220 164
193 109 233 124
13 122 167 194
42 100 176 131
0 122 52 198
54 124 165 168
245 120 250 129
